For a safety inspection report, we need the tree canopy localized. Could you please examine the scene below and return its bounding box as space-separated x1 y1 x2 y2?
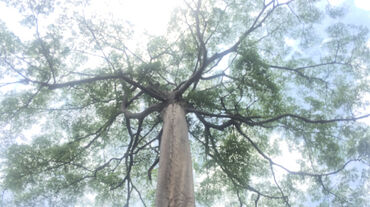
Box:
0 0 370 206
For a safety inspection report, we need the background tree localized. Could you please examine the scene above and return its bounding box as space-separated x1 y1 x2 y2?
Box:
0 0 370 206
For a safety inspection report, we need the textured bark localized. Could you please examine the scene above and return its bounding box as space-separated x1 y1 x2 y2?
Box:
155 103 195 207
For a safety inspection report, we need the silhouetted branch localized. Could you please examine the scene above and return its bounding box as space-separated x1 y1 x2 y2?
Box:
121 100 164 120
205 126 285 200
131 181 147 207
250 113 370 126
236 124 364 178
270 163 291 207
148 156 160 182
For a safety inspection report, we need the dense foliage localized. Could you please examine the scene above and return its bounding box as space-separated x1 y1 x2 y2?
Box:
0 0 369 206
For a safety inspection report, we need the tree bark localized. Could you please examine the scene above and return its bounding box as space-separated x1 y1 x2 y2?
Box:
155 103 195 207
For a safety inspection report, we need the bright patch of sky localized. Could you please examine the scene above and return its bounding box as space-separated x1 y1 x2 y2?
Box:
328 0 370 9
328 0 347 6
0 0 183 41
87 0 183 36
0 2 32 41
0 0 369 41
354 0 370 10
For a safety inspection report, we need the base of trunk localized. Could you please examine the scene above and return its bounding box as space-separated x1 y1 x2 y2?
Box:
155 103 195 207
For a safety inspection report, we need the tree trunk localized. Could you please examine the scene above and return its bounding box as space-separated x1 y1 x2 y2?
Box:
155 103 195 207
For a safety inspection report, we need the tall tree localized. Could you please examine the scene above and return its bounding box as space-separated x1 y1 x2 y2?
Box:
0 0 369 206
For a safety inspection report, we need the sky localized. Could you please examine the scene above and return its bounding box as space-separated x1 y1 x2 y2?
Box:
0 0 183 40
0 0 369 206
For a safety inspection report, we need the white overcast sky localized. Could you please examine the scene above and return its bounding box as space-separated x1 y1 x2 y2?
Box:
0 0 369 39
